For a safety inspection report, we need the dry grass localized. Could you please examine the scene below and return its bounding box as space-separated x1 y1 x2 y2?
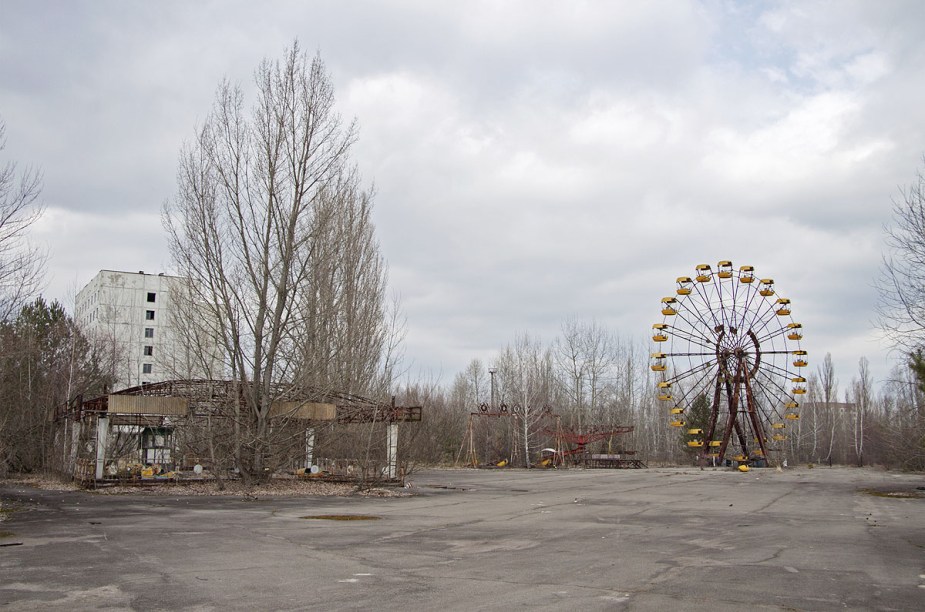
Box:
3 474 82 491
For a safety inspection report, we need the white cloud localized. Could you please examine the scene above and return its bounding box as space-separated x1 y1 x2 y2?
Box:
2 0 924 391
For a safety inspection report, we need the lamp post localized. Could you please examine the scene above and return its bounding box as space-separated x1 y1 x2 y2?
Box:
488 367 497 410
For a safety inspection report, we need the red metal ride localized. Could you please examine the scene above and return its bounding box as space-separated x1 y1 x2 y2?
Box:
542 425 643 468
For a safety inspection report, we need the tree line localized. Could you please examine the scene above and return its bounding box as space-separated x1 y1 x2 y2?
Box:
394 325 925 471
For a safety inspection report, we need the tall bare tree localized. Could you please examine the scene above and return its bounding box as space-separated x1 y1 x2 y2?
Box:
0 117 45 321
164 43 393 480
556 318 618 433
497 333 556 467
850 357 871 467
817 353 839 465
878 158 925 352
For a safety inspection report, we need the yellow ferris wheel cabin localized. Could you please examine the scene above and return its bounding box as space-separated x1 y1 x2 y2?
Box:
661 296 678 316
652 323 669 342
759 278 775 296
695 264 712 282
739 265 755 283
775 298 791 316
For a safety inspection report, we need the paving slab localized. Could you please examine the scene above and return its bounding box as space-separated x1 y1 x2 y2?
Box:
1 466 923 611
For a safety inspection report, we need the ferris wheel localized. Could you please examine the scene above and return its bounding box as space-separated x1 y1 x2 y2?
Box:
650 261 807 466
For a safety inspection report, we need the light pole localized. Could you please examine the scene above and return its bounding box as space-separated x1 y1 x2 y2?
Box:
488 367 497 410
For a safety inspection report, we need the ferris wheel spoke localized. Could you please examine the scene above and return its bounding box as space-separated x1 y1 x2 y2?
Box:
669 364 721 406
745 297 781 337
687 278 724 329
673 304 717 343
758 358 796 379
667 363 714 387
736 282 763 330
749 368 793 419
756 323 790 343
752 312 782 340
749 362 789 396
668 325 717 351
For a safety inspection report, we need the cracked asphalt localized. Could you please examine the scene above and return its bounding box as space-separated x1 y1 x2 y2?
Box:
1 466 924 611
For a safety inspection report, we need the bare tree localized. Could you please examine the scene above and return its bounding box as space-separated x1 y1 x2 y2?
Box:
0 117 45 321
818 353 839 465
556 318 588 432
164 43 392 481
556 318 618 433
850 357 871 467
878 158 925 352
497 333 556 467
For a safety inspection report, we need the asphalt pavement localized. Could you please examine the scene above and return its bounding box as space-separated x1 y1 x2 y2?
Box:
1 466 923 611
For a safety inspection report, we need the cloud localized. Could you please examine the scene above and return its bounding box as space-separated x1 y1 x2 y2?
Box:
2 0 924 391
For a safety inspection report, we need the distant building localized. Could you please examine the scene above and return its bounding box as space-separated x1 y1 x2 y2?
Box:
75 270 223 390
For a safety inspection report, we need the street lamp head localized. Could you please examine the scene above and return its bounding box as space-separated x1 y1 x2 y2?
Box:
488 367 497 374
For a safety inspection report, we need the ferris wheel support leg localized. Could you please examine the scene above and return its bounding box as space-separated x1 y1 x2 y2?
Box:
706 374 724 461
717 378 740 464
731 365 753 461
733 419 749 457
742 374 769 463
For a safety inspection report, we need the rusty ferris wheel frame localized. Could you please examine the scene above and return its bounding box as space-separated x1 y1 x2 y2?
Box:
651 261 807 466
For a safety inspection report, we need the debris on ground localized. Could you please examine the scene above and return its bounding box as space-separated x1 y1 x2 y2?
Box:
3 474 410 498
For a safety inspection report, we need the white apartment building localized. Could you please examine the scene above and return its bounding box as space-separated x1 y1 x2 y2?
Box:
75 270 223 390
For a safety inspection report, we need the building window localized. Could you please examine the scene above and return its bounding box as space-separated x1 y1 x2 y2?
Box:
143 346 153 356
145 310 155 320
142 363 153 374
144 328 154 338
147 292 156 303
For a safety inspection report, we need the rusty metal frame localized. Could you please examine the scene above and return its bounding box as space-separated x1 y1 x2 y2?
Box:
61 379 421 424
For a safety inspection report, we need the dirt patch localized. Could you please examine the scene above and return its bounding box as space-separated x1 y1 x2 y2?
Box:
299 514 381 521
5 473 411 498
862 487 925 499
88 480 410 498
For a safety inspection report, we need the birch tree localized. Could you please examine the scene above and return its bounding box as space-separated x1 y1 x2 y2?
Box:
850 357 871 467
497 333 555 467
556 318 618 433
817 353 839 465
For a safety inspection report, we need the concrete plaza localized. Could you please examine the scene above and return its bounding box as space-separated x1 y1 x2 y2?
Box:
1 466 923 610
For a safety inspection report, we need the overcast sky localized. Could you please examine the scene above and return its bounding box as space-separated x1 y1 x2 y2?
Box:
2 1 924 391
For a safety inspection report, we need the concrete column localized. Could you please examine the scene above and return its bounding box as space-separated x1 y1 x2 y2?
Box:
95 415 109 480
386 423 399 479
305 427 315 469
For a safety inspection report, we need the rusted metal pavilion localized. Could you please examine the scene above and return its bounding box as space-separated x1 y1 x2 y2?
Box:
58 379 421 482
